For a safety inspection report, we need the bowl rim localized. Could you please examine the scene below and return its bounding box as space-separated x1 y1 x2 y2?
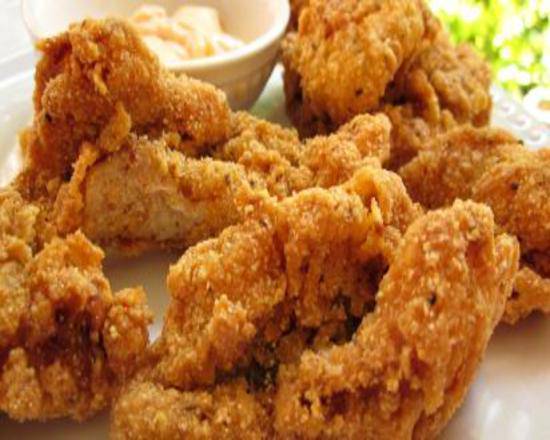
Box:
21 0 290 72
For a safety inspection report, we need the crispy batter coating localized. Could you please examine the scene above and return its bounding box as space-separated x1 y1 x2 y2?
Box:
0 189 152 421
504 267 550 325
387 26 491 128
215 112 392 190
0 190 39 348
111 379 272 440
282 0 426 125
399 127 549 256
383 13 491 167
399 126 521 209
152 167 421 389
289 0 309 29
111 193 517 438
19 18 231 199
381 103 458 169
53 135 248 253
282 1 491 169
474 147 550 322
399 126 550 322
473 147 550 256
52 113 391 252
274 200 518 439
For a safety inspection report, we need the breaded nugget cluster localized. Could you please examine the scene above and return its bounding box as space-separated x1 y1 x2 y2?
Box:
282 0 492 168
51 111 392 252
0 7 547 440
399 126 550 324
24 18 230 193
111 174 517 438
0 189 151 421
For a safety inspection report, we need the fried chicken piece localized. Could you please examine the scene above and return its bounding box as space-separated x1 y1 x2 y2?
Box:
0 189 152 421
399 126 521 209
274 200 518 439
399 126 549 256
281 0 426 126
52 135 249 253
473 148 550 257
400 126 550 322
215 112 391 190
110 166 422 438
19 18 230 199
282 1 491 169
383 13 491 167
151 166 421 389
387 27 491 128
381 102 459 169
111 197 517 438
52 113 391 252
19 17 392 253
474 147 550 322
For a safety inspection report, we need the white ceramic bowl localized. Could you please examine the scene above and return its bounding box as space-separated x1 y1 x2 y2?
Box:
22 0 290 110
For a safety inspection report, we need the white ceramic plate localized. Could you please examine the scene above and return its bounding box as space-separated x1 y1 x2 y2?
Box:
0 62 549 439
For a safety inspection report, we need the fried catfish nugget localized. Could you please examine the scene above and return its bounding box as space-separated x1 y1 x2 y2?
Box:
152 166 421 389
215 112 391 190
52 113 391 252
111 166 422 438
400 126 550 323
111 196 517 439
282 1 491 169
382 12 491 168
20 18 230 197
474 147 550 323
274 200 518 439
399 127 520 209
0 189 152 421
282 0 426 126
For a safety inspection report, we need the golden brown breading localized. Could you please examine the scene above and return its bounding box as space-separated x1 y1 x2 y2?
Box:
52 135 249 253
19 18 393 255
398 126 521 209
387 30 491 128
399 127 549 256
473 148 550 256
288 0 309 29
215 112 392 191
52 113 392 252
383 12 491 167
281 0 426 125
381 102 459 169
111 195 518 439
274 200 518 439
282 1 491 169
399 126 550 322
504 267 550 325
0 189 152 421
19 18 231 200
474 148 550 323
111 379 272 440
0 190 39 348
151 166 421 389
